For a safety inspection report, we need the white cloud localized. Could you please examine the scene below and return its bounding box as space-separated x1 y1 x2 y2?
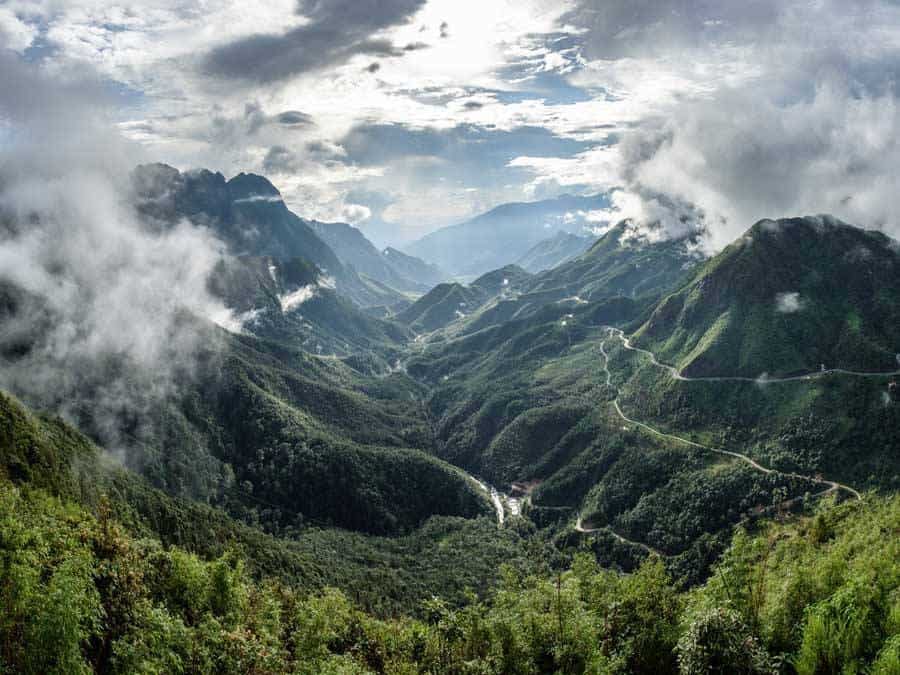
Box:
340 203 372 223
233 194 282 204
619 82 900 249
0 6 37 52
508 144 621 195
12 0 900 250
280 285 317 312
775 292 804 314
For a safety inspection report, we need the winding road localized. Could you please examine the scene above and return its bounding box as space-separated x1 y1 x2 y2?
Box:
574 516 665 556
575 328 864 553
598 329 862 500
607 327 900 384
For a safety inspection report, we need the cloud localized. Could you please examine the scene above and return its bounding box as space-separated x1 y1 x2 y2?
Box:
276 110 314 126
775 292 804 314
18 0 590 248
233 194 283 204
340 203 372 224
262 145 300 174
561 0 781 60
537 0 900 250
204 0 428 82
614 79 900 250
0 6 37 53
23 0 900 254
279 285 317 312
342 122 590 166
0 52 233 461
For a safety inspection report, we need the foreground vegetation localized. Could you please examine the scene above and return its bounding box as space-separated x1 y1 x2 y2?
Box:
2 476 897 674
4 379 897 673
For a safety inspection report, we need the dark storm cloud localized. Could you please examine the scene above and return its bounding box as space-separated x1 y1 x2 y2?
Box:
204 0 427 82
564 0 900 73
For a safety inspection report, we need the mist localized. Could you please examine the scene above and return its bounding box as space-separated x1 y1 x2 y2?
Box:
577 0 900 252
0 53 234 462
614 82 900 252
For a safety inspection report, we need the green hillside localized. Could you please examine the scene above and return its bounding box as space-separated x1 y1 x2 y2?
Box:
0 390 546 617
525 220 701 303
2 405 897 674
402 221 699 340
634 216 900 377
396 282 485 333
4 207 900 672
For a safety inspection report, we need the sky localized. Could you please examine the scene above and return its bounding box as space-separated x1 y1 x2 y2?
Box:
2 0 900 250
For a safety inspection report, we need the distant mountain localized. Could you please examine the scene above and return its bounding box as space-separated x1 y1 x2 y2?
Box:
634 216 900 377
309 221 447 294
471 264 533 295
397 265 531 333
404 221 700 338
525 221 701 302
382 247 447 289
133 164 402 308
403 193 610 277
516 231 595 273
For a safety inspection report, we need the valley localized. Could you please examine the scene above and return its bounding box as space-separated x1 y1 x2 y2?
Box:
5 4 900 669
2 171 899 671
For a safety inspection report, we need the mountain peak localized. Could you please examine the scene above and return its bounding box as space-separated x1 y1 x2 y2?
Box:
226 172 282 201
634 215 900 377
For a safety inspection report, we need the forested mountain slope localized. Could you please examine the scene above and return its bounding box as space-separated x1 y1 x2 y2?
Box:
133 163 403 308
2 397 897 674
396 265 533 333
0 390 546 618
399 220 699 340
401 217 899 570
209 255 410 358
634 216 900 377
3 200 899 673
309 220 446 294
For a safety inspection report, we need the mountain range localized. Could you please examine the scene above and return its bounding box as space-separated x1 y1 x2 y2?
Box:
403 193 611 277
633 216 900 377
308 219 447 294
134 163 439 310
516 230 596 273
3 165 900 673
